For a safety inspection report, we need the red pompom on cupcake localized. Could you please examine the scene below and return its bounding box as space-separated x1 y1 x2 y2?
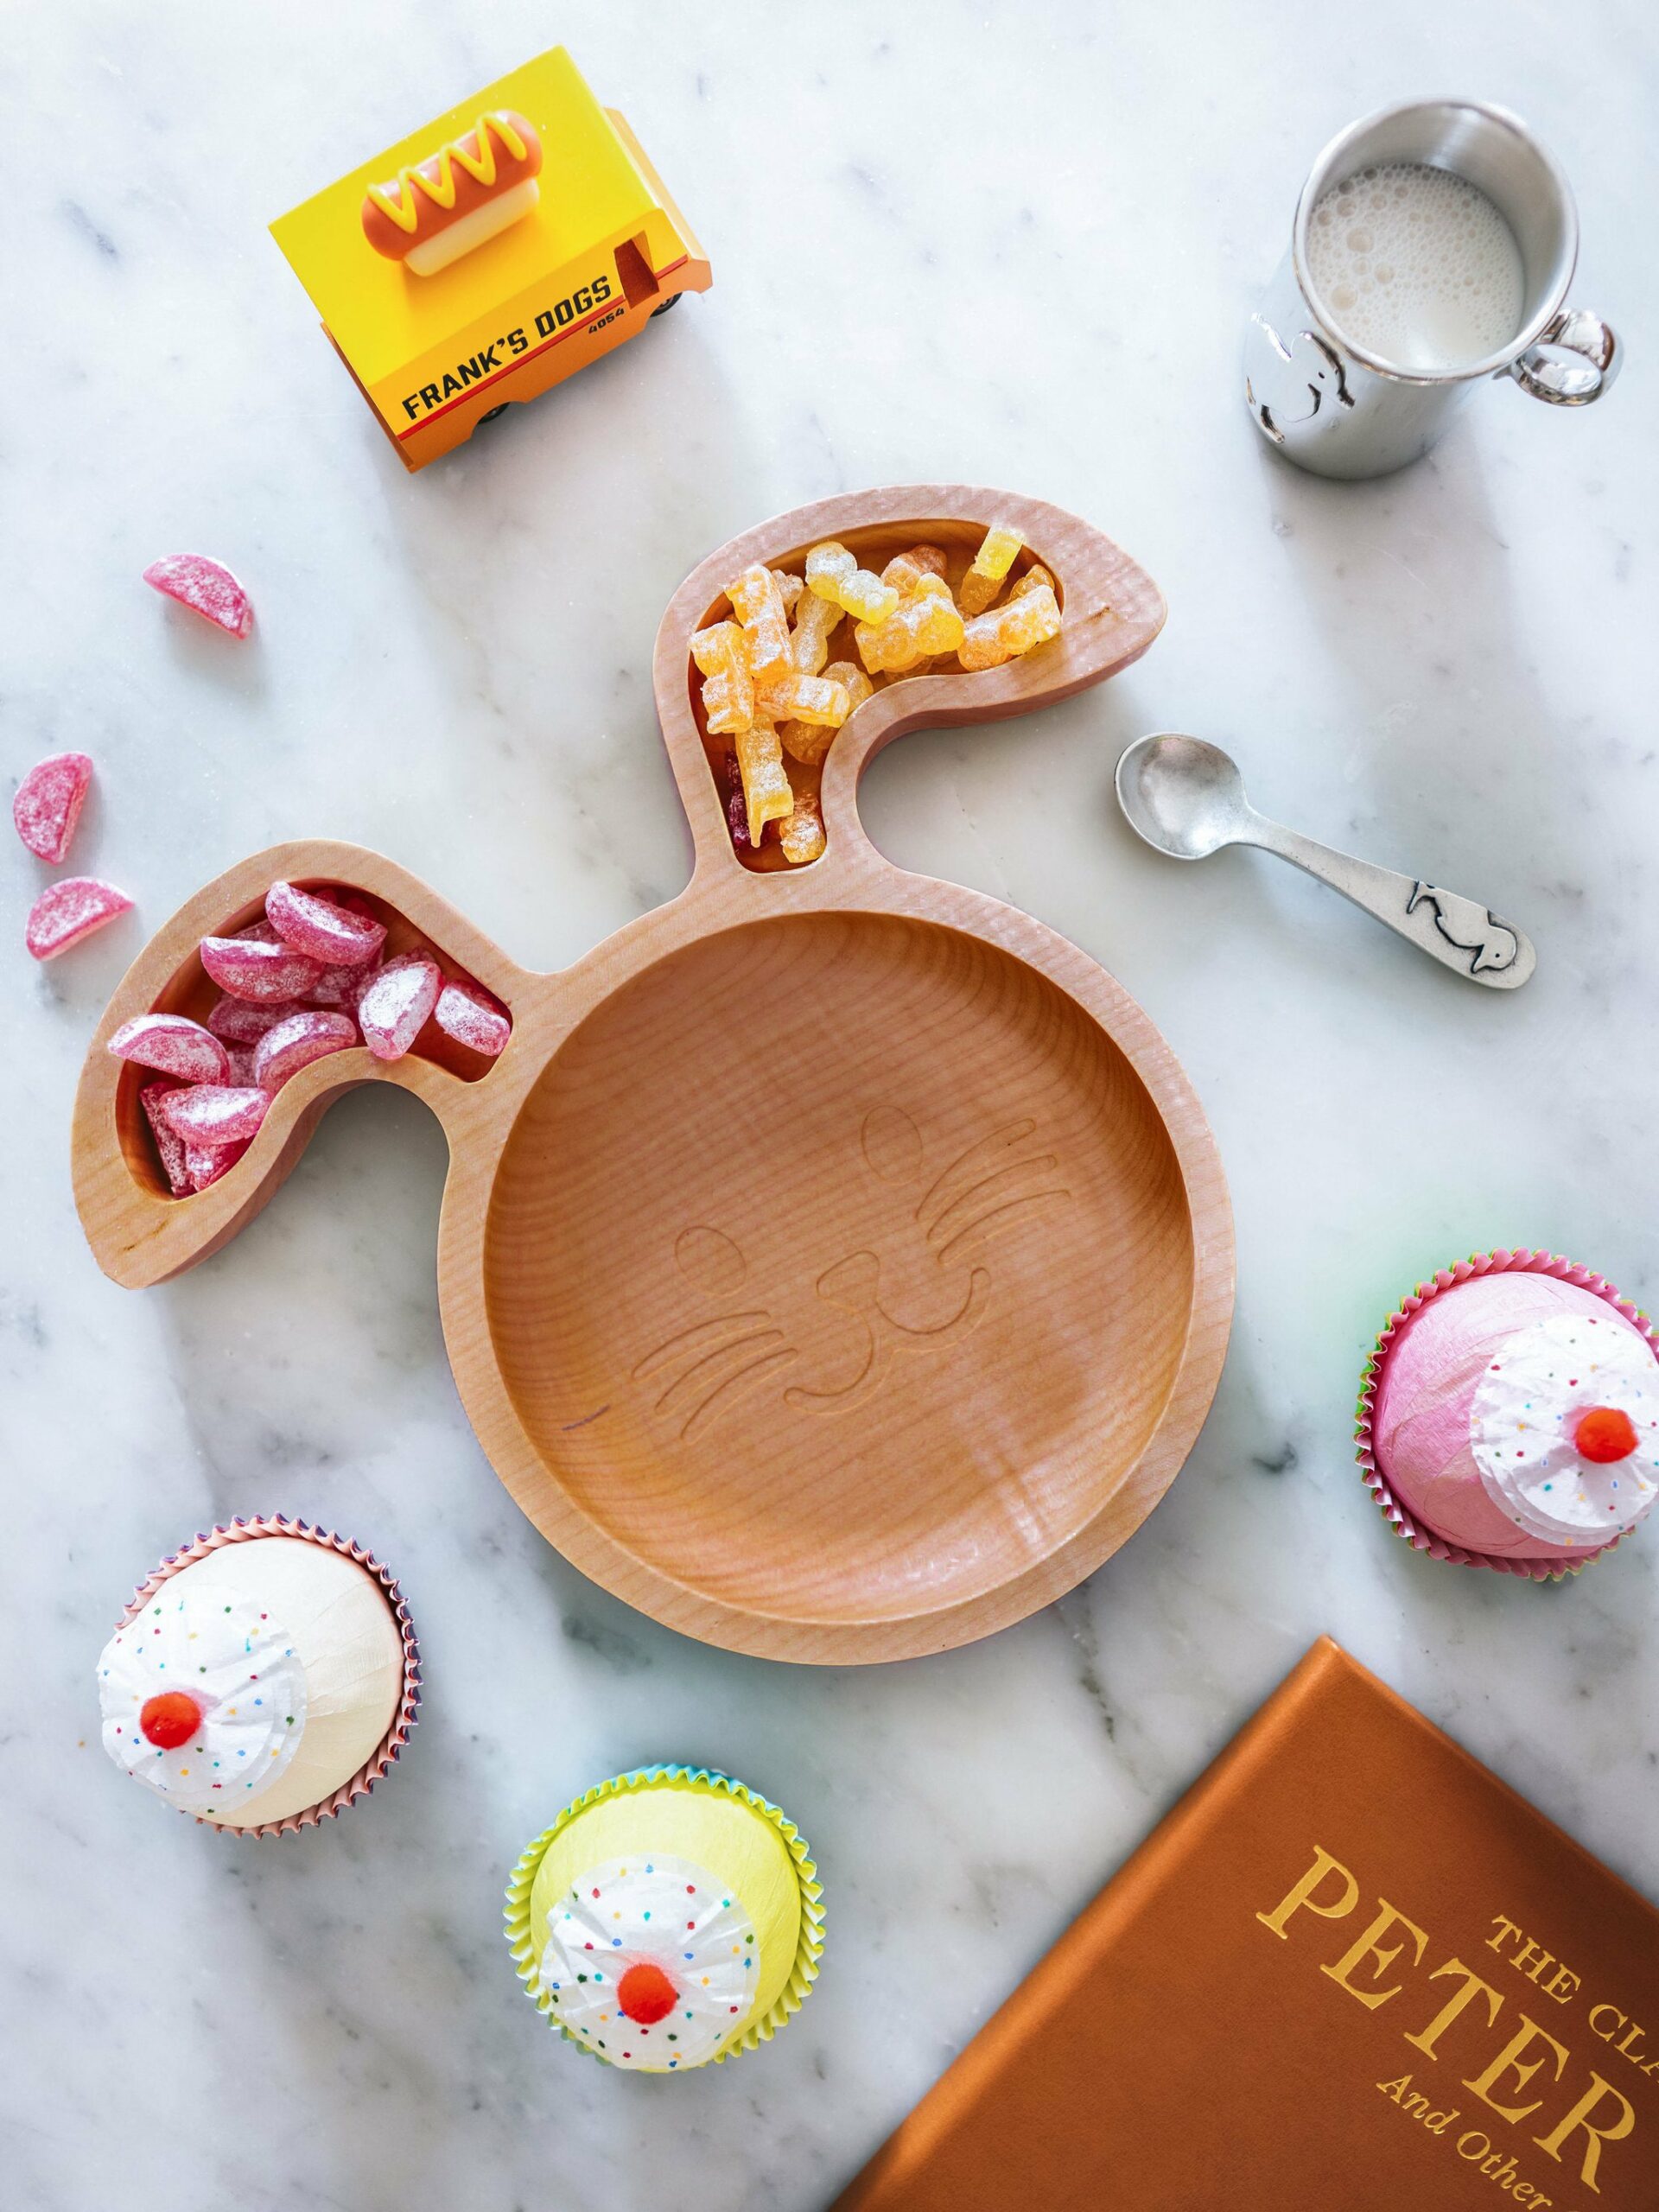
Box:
1357 1251 1659 1579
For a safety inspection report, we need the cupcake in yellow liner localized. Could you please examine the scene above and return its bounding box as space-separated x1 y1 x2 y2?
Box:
505 1767 823 2072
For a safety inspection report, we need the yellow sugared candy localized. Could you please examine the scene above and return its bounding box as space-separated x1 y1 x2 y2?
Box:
957 582 1062 671
856 573 964 673
734 717 793 845
805 540 899 626
880 543 948 597
779 787 826 866
690 620 755 736
757 671 852 727
1008 562 1056 601
789 590 842 676
957 523 1024 615
772 568 804 613
781 662 872 766
728 563 793 681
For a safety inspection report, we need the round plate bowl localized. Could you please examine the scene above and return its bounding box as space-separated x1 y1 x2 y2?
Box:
72 488 1229 1664
486 908 1193 1629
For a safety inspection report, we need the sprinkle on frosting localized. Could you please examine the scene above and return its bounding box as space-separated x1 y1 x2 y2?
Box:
537 1854 757 2070
1472 1313 1659 1547
98 1586 308 1815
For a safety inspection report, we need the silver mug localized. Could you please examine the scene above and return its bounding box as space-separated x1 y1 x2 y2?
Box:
1243 98 1621 480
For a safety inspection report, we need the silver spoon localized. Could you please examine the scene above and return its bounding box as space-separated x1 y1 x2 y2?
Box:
1115 734 1535 990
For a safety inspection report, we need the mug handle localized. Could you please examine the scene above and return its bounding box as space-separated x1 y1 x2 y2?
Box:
1507 308 1622 405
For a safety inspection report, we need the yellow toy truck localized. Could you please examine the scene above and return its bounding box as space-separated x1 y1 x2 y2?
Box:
270 48 709 470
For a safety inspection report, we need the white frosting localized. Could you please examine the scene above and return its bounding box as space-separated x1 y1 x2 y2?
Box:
97 1537 406 1827
538 1853 760 2070
1472 1312 1659 1547
99 1587 307 1816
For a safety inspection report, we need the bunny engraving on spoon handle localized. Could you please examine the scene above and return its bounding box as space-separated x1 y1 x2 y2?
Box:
1247 817 1536 989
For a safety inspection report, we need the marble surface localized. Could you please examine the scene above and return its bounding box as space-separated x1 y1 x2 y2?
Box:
5 5 1657 2207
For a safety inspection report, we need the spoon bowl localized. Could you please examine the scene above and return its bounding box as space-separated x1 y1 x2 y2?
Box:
1116 734 1251 860
1113 730 1536 991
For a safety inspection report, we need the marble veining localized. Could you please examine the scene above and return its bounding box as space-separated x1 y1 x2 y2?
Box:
3 6 1656 2209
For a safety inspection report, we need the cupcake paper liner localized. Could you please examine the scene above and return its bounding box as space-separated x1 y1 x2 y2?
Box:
116 1513 421 1837
505 1765 825 2066
1355 1249 1659 1582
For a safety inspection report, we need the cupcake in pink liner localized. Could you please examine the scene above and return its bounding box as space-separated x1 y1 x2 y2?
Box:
96 1516 419 1834
1357 1251 1659 1580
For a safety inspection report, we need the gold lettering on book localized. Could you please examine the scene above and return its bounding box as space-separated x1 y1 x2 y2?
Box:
1255 1843 1648 2193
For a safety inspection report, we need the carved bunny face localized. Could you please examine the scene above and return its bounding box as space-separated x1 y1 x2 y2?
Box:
633 1108 1071 1439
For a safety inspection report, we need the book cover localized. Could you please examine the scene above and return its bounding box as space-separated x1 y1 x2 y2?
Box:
835 1638 1659 2210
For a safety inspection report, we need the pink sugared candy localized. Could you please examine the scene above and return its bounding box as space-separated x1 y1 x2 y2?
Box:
14 752 93 864
308 962 377 1011
265 881 386 969
107 1011 231 1086
358 955 441 1062
200 934 322 1003
207 995 302 1045
434 976 511 1058
143 555 254 640
158 1084 269 1147
26 877 133 961
186 1138 251 1192
139 1082 191 1197
253 1009 358 1093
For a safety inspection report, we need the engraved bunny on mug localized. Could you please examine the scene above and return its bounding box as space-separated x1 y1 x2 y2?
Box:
1243 315 1357 445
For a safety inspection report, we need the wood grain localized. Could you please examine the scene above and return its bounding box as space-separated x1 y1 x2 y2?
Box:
73 487 1232 1663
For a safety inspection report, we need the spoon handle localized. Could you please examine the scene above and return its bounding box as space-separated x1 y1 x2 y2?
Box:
1246 818 1536 990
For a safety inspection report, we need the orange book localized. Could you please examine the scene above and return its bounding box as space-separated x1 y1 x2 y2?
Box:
835 1639 1659 2210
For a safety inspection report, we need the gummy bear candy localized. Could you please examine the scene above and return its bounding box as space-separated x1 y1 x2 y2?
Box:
958 582 1062 671
719 748 751 851
1008 562 1056 601
880 544 949 596
13 751 93 864
804 542 899 626
780 661 873 766
265 881 386 967
107 1012 232 1086
734 720 794 847
856 574 964 674
789 589 842 677
728 564 793 682
755 671 852 728
957 524 1024 615
772 569 804 613
690 621 755 737
358 955 442 1061
779 789 826 867
142 554 254 639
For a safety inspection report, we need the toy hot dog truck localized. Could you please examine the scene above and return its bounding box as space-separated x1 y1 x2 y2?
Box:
270 48 709 470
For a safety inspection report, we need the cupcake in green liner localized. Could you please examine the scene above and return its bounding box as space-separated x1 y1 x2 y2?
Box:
505 1766 823 2073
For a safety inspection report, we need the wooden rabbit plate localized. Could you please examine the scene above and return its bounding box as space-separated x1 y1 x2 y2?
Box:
73 486 1233 1663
